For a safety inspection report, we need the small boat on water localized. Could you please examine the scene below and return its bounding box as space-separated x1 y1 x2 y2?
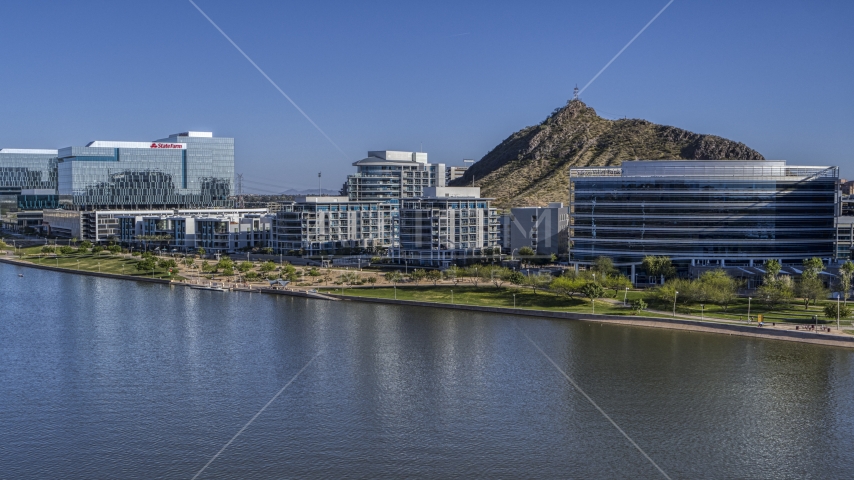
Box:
190 282 228 292
18 273 24 277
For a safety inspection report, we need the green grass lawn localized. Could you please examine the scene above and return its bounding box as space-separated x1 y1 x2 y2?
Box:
321 285 640 316
319 284 854 326
646 296 851 325
10 246 185 281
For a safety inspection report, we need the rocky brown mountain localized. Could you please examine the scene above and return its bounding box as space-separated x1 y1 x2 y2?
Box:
451 100 764 208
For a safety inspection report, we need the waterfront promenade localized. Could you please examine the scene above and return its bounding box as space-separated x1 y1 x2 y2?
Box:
4 254 854 349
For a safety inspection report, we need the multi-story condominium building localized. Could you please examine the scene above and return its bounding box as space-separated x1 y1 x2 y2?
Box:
508 203 569 259
117 209 271 252
57 131 233 209
445 166 468 185
345 150 445 203
399 187 500 267
42 208 268 248
569 160 838 281
271 196 396 256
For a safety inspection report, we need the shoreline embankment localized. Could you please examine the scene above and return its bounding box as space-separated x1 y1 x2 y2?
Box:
4 257 854 349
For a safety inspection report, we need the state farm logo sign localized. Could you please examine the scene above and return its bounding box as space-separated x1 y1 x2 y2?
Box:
149 143 185 149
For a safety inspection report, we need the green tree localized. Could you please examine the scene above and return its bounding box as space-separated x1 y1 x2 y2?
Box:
593 256 617 277
260 261 277 273
384 271 403 286
652 279 692 306
526 272 552 294
59 246 74 255
222 266 235 278
603 274 632 298
802 257 824 277
797 275 827 309
756 276 794 310
197 247 206 257
839 260 854 305
79 240 93 249
507 271 525 286
824 302 853 321
641 256 675 285
549 276 588 299
41 245 55 254
518 246 535 267
157 258 177 269
216 256 234 272
444 266 462 286
426 269 442 286
409 269 427 284
631 298 647 314
763 259 782 281
464 265 483 287
580 282 605 304
91 245 104 255
281 264 298 282
182 257 195 268
244 271 260 281
136 257 156 272
698 269 741 311
366 275 379 288
237 261 253 273
307 267 321 277
798 257 827 308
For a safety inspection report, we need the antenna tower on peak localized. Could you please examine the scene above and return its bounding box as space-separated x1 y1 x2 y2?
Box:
573 84 579 101
236 173 245 208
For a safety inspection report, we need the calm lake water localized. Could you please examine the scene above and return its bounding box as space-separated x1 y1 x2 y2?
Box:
2 262 854 479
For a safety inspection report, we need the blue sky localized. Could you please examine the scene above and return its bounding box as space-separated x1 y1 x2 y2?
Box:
0 0 851 192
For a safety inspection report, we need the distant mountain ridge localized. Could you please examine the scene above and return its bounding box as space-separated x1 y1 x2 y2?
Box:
450 100 764 208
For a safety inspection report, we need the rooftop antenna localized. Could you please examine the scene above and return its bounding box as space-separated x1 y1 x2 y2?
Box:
318 172 322 196
236 173 244 208
573 84 579 101
463 159 475 186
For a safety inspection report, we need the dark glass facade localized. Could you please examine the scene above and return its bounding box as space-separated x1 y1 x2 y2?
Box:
569 161 838 264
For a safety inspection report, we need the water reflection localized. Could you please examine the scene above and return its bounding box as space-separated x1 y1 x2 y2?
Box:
1 263 853 479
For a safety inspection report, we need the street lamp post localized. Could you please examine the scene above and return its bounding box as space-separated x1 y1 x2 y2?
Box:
838 293 841 330
592 296 595 314
624 286 629 306
98 262 101 273
513 293 516 308
701 304 705 320
747 297 752 323
451 290 453 304
673 291 679 317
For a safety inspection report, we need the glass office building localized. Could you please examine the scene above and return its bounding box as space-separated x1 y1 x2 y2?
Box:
0 149 58 194
569 160 838 267
57 131 233 209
